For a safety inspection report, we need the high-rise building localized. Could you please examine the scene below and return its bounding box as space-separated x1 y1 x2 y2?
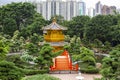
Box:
36 2 42 14
95 1 102 15
42 1 47 19
66 0 77 20
60 1 67 20
88 7 95 17
110 6 116 14
102 5 116 15
31 0 86 20
77 0 86 16
45 0 62 20
46 0 61 19
102 5 110 15
117 8 120 14
46 0 52 20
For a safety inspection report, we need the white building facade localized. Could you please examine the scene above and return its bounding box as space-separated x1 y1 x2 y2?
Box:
31 0 86 20
88 7 95 17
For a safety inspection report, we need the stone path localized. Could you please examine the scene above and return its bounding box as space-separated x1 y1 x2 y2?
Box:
50 73 102 80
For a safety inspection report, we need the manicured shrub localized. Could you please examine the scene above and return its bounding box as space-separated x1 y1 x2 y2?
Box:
79 47 96 66
23 69 49 75
80 66 99 74
6 55 30 68
0 61 24 80
21 74 60 80
78 47 99 73
100 48 120 80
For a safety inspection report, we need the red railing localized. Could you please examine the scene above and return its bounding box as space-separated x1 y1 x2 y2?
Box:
50 50 78 71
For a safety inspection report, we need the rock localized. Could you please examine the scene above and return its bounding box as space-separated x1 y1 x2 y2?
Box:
96 63 102 69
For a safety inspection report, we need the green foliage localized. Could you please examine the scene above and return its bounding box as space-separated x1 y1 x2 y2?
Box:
0 39 9 60
80 66 99 74
24 43 39 55
0 2 36 35
50 15 65 25
30 33 43 44
79 47 96 65
2 18 17 35
100 48 120 79
75 47 98 73
0 61 24 80
21 74 60 80
21 51 35 63
6 55 28 68
23 69 48 75
67 16 90 38
35 43 62 69
93 39 103 48
107 24 120 45
10 30 25 52
68 35 81 55
94 77 115 80
86 15 118 45
64 35 71 42
20 13 46 37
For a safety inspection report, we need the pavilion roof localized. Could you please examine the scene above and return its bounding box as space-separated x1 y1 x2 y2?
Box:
42 19 67 30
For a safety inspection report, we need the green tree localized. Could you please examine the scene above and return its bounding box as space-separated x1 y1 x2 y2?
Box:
107 24 120 46
68 36 81 55
74 47 98 73
20 13 46 38
2 18 17 35
24 43 39 55
30 33 43 44
0 35 10 60
0 61 24 80
67 16 90 38
100 48 120 80
0 40 9 60
78 47 96 65
35 43 62 69
10 30 25 52
86 15 117 43
0 2 36 35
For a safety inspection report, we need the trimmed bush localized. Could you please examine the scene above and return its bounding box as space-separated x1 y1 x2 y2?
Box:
100 49 120 79
6 55 29 68
23 69 49 75
80 66 99 74
21 74 60 80
0 61 24 80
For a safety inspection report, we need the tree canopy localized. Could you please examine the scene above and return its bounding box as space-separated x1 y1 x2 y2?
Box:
100 48 120 80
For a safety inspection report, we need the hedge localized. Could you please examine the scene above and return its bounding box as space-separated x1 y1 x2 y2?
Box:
23 69 49 75
80 66 99 74
0 61 24 80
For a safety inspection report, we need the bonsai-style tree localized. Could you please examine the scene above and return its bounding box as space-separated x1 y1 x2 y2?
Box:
100 48 120 80
79 47 96 65
66 35 81 56
0 61 24 80
74 47 98 73
35 43 62 69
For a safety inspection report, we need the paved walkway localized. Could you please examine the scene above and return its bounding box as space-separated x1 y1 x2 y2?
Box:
50 73 102 80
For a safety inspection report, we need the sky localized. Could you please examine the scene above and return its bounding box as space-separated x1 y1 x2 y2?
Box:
83 0 120 9
0 0 120 9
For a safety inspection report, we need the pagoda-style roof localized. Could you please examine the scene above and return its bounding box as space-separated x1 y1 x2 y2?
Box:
42 19 67 30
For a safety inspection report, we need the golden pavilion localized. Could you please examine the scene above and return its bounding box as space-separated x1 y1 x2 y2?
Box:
42 18 78 71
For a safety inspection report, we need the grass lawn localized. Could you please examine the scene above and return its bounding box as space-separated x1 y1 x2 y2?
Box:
21 74 60 80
